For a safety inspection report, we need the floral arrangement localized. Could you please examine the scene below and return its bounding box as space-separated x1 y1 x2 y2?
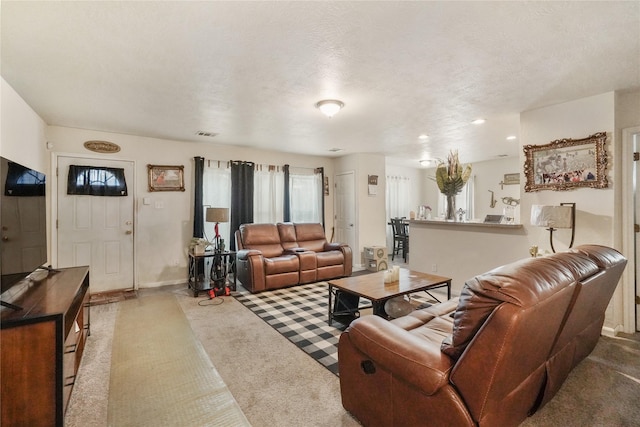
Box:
435 150 472 196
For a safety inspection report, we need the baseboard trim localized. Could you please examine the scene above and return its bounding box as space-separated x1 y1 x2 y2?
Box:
139 279 187 289
601 325 625 337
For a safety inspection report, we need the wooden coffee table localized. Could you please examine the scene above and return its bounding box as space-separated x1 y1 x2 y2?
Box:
327 268 452 326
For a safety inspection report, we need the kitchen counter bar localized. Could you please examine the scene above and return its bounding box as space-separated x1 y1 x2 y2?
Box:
408 219 530 296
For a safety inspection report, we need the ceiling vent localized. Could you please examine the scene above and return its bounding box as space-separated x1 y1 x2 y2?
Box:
195 131 218 138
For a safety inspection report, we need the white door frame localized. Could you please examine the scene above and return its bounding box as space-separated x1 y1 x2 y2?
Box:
50 152 138 290
621 126 640 333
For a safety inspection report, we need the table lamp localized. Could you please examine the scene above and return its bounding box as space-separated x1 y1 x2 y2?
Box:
530 203 575 253
206 207 229 252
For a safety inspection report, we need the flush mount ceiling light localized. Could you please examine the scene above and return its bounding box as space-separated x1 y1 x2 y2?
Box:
506 135 517 141
418 134 429 140
419 159 433 166
471 118 486 125
315 99 344 118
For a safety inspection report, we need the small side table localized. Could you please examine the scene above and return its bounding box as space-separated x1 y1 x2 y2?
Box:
188 251 236 297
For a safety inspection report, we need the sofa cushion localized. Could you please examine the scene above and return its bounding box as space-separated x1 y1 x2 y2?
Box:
441 253 594 360
571 244 627 269
294 223 328 252
240 223 284 258
263 255 299 275
277 222 298 250
316 250 344 267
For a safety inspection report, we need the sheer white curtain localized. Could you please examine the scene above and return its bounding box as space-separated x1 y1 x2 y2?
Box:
465 175 475 220
203 160 231 246
386 175 411 250
290 167 322 223
254 165 284 223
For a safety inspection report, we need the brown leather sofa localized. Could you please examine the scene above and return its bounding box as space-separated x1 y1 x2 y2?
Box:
338 245 626 427
235 222 353 293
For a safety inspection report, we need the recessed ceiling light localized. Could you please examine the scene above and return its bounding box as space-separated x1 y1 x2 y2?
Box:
418 134 429 140
471 119 486 125
328 148 343 153
419 159 432 166
506 135 517 140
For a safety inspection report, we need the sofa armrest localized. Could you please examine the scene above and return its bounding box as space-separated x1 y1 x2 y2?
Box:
324 242 348 251
235 249 266 292
236 249 263 260
345 315 454 395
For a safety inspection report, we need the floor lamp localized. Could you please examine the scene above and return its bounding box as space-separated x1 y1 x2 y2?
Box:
530 203 576 253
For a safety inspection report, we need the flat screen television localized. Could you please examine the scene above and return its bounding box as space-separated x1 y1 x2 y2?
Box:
0 156 47 296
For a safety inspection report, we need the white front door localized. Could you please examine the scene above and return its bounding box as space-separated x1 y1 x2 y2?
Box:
57 156 134 293
335 171 357 263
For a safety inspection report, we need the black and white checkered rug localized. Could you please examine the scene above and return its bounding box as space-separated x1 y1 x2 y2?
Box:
234 282 345 375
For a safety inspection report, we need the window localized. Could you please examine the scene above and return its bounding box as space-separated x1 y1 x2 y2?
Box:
66 165 127 196
203 161 231 245
289 168 322 223
254 165 284 223
202 160 323 232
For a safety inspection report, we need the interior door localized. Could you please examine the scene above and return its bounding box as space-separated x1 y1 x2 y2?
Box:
335 171 356 263
57 156 134 293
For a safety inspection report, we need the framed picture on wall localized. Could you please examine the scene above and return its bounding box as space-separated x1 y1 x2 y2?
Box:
523 132 608 192
147 164 185 192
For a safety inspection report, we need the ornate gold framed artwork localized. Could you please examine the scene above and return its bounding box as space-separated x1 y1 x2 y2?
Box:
523 132 607 192
147 164 185 192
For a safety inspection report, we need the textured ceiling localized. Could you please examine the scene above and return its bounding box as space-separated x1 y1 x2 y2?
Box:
2 1 639 167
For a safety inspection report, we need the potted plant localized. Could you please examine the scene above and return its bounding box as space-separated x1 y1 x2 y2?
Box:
435 150 472 221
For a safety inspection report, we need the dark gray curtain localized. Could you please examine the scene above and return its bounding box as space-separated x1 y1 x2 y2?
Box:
283 164 290 222
193 156 204 238
230 161 254 250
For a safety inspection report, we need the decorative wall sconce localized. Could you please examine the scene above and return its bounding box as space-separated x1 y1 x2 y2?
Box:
530 203 576 253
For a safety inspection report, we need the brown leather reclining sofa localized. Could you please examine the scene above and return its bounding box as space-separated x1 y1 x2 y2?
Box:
235 222 353 293
338 245 626 427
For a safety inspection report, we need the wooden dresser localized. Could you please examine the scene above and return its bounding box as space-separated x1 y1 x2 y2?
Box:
1 266 90 427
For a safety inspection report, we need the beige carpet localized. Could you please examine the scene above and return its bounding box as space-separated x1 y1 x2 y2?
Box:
66 283 640 426
107 294 250 427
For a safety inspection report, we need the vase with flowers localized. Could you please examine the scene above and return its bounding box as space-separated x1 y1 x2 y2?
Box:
436 150 472 221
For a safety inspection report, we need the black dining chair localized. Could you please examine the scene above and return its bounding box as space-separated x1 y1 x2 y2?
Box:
390 217 409 262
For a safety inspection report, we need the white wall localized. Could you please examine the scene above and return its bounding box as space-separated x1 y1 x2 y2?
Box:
466 157 521 222
45 126 336 288
421 156 521 221
520 91 621 330
334 153 387 266
1 77 51 261
520 92 616 252
1 78 48 173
